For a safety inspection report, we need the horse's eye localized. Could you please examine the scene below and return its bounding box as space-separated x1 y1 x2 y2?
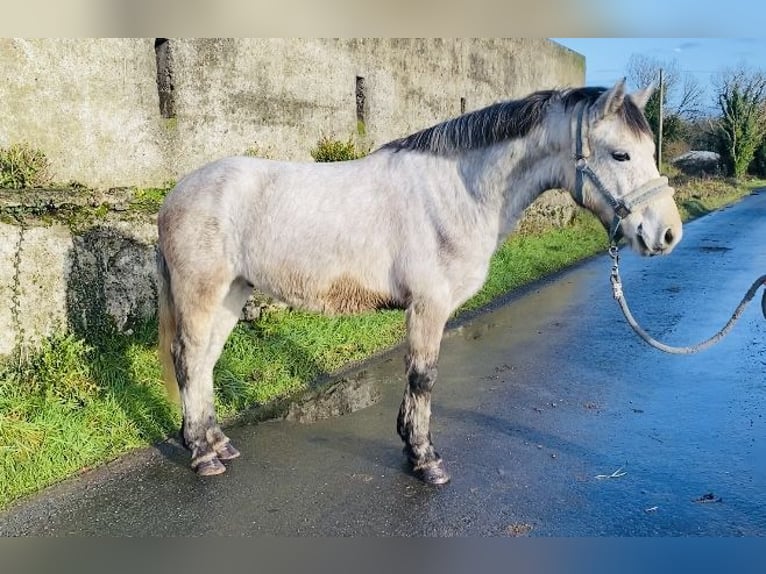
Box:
612 151 631 162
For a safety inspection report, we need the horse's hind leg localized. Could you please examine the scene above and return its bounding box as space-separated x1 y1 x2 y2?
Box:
172 272 249 476
199 277 254 462
397 298 451 485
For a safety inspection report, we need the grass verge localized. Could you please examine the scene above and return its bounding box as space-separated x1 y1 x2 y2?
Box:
0 176 762 510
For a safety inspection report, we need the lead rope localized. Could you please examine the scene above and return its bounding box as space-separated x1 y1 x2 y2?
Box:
609 245 766 355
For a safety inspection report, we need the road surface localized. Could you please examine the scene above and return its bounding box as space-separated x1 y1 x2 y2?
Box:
1 191 764 536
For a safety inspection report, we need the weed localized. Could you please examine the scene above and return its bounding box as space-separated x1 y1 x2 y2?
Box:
0 144 52 189
310 136 368 162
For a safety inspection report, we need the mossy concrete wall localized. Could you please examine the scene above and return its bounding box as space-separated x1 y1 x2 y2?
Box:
0 204 159 357
0 38 583 188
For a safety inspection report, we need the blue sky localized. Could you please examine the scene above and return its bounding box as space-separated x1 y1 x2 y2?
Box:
582 0 763 36
552 38 766 113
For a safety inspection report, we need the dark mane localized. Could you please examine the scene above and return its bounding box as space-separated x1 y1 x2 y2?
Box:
380 86 651 155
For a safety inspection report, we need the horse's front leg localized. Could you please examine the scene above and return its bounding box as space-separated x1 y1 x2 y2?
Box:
397 299 451 485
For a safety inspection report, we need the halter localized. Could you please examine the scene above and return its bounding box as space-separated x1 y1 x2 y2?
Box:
571 101 674 243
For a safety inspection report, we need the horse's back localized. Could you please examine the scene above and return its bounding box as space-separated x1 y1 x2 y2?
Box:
162 154 394 220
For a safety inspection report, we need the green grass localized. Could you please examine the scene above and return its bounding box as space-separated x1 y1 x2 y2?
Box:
0 176 760 511
0 330 167 508
213 308 407 415
673 176 766 220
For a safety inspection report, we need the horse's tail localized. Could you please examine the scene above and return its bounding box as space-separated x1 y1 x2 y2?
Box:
157 247 180 405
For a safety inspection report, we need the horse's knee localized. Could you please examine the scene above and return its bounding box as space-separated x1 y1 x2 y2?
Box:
407 364 438 395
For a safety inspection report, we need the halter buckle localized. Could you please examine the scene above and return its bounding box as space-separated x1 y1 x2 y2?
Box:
614 204 631 219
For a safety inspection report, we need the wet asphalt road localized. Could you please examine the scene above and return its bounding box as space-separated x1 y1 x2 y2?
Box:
2 191 765 536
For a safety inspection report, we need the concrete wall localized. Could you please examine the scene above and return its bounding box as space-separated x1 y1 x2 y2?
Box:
1 38 583 188
0 38 170 189
0 38 584 357
167 38 584 175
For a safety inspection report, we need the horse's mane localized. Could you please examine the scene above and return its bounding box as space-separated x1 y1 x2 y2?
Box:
380 86 651 156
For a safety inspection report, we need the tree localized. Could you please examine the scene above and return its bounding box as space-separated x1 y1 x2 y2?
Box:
625 54 703 156
712 67 766 179
750 139 766 177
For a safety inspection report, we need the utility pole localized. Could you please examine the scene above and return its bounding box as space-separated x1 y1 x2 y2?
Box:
657 68 664 172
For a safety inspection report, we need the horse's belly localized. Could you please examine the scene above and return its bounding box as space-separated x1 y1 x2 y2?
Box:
318 274 404 314
254 269 404 315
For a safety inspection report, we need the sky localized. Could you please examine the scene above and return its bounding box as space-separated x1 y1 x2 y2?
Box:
552 38 766 114
580 0 764 36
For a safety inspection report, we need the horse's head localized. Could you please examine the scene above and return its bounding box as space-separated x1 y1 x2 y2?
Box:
568 80 682 256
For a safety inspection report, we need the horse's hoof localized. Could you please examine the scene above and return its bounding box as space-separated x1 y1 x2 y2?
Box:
193 456 226 476
215 441 240 461
415 461 451 485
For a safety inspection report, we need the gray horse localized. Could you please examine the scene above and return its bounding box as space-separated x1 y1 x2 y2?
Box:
157 80 682 483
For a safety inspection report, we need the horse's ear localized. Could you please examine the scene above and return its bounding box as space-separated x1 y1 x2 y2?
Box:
592 78 627 121
630 82 656 111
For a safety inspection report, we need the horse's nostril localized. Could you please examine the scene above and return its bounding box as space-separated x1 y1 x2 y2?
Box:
664 227 675 246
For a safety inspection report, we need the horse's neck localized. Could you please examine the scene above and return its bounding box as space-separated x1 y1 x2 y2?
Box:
463 137 569 242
